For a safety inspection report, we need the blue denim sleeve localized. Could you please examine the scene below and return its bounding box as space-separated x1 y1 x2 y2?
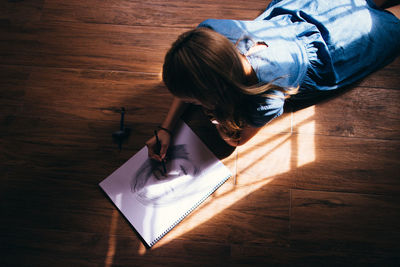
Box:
246 90 285 127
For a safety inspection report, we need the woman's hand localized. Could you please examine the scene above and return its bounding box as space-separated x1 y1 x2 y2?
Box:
146 129 171 161
145 97 187 161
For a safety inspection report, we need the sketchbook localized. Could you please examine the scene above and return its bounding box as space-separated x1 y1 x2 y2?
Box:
99 120 232 247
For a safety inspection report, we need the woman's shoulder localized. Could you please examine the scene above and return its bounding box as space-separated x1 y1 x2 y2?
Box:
244 91 286 127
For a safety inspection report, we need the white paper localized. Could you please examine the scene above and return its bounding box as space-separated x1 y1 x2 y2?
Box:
99 120 231 247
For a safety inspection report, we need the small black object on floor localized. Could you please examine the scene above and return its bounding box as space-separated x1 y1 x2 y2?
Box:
112 107 131 150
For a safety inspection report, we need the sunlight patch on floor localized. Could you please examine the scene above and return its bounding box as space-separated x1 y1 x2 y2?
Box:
105 194 122 266
295 106 316 167
154 176 275 247
237 132 292 182
148 106 316 250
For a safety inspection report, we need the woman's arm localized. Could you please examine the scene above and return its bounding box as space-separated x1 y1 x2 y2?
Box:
160 97 189 131
146 97 189 160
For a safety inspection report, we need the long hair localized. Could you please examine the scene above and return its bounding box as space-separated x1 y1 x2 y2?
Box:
162 27 297 140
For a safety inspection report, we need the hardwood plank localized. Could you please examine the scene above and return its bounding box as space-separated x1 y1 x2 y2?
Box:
292 86 400 139
41 0 269 28
0 0 44 25
1 227 234 267
0 21 186 72
0 65 30 117
9 102 168 186
290 189 400 265
358 57 400 89
0 178 118 235
293 134 400 194
19 67 172 123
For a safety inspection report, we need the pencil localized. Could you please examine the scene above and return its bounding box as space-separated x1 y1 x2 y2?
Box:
154 130 167 175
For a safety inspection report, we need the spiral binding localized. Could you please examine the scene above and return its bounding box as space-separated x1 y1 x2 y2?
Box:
149 174 231 247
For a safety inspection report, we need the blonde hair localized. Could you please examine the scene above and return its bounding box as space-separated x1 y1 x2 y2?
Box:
163 27 297 139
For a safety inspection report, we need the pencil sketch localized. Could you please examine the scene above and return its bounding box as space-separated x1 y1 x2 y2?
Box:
100 121 232 247
131 144 201 206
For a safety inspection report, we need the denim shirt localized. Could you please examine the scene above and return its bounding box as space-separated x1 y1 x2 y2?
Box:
198 0 400 126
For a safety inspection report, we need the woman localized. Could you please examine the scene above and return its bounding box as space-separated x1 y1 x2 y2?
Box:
147 0 400 161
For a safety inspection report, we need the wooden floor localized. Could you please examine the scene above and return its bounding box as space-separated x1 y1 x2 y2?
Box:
1 0 399 266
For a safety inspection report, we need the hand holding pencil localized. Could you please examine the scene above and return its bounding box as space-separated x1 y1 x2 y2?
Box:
146 128 171 163
154 130 167 175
